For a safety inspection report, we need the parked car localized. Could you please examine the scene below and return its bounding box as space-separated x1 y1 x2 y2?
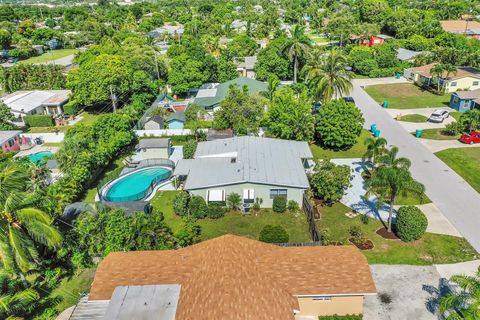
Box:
342 96 355 103
459 131 480 144
428 109 449 123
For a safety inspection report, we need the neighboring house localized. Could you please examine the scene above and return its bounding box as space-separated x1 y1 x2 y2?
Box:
143 115 164 130
449 88 480 112
148 24 184 38
165 112 186 129
440 20 480 39
396 48 430 62
235 56 257 79
174 136 313 210
135 138 172 160
351 34 392 47
193 77 268 112
256 39 269 49
78 235 376 319
1 90 71 125
231 19 248 32
0 130 21 153
404 63 480 93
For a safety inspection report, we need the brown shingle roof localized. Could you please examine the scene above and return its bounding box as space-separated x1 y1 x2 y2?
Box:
411 63 480 80
89 235 376 320
440 20 480 34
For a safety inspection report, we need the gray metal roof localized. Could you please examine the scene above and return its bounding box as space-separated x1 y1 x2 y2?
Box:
174 136 312 189
137 138 171 149
396 48 428 61
0 130 21 145
104 285 180 320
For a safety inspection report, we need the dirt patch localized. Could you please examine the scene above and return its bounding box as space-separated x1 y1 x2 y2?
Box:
349 238 374 250
376 227 401 240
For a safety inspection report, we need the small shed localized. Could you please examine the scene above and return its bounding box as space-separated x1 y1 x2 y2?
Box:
144 115 164 130
166 112 185 129
136 138 172 160
450 89 480 112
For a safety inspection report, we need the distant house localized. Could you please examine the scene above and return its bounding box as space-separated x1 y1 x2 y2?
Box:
174 136 313 210
255 39 269 49
165 112 185 129
450 88 480 112
351 34 392 47
135 138 172 160
440 20 480 39
148 24 184 38
404 63 480 93
231 19 248 32
143 115 164 130
193 77 268 111
235 56 257 79
1 90 71 125
0 130 21 153
396 48 429 62
78 235 376 319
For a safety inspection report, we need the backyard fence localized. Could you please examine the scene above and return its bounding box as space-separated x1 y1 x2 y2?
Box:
22 132 65 143
135 129 201 137
302 193 321 243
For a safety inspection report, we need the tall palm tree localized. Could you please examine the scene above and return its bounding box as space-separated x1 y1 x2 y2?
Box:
261 77 280 102
305 49 353 103
461 109 480 132
362 137 388 164
437 268 480 319
430 64 446 93
285 25 311 83
376 146 411 170
366 167 425 233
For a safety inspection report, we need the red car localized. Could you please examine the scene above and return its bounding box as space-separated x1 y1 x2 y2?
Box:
460 131 480 144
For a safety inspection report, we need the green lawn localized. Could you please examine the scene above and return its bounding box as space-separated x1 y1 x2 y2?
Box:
20 48 78 64
27 112 101 134
398 114 428 123
450 112 462 121
310 129 370 160
395 192 431 205
414 128 460 140
436 147 480 193
51 269 95 314
365 83 450 109
151 191 312 242
318 202 478 265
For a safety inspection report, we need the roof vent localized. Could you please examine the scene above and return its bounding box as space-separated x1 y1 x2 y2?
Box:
231 157 236 163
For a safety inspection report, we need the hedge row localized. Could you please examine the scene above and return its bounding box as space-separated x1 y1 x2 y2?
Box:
24 114 54 127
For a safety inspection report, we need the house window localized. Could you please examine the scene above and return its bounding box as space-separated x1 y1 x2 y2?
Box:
270 189 287 199
8 139 14 147
473 81 479 86
450 82 457 87
453 96 459 103
243 189 254 203
207 190 225 202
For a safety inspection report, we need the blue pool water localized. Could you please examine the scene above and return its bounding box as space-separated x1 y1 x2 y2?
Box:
28 151 53 164
104 167 171 202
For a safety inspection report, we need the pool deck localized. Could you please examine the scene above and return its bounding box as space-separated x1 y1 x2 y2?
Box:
14 145 60 158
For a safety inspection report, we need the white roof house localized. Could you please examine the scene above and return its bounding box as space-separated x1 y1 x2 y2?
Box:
2 90 71 115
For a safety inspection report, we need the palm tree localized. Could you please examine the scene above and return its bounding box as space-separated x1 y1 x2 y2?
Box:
437 267 480 319
0 288 39 319
366 167 425 233
284 25 311 83
430 64 446 93
376 146 411 170
305 49 353 103
362 137 388 164
461 109 480 132
261 77 280 102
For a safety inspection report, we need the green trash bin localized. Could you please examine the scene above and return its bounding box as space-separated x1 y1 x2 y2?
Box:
415 129 423 138
383 100 389 108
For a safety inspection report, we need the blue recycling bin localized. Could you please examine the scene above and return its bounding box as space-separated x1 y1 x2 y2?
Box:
395 73 401 79
382 100 389 108
415 129 423 138
370 123 377 132
374 129 380 137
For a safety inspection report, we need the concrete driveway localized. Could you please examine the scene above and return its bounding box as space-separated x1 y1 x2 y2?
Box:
384 107 457 132
418 139 480 153
351 80 480 252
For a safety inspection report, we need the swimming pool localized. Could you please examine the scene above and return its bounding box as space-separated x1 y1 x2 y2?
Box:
28 151 53 164
103 167 172 202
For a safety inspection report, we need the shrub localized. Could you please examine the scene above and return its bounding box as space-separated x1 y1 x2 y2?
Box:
310 160 352 202
183 140 197 159
272 196 287 213
173 191 190 216
287 200 299 211
207 203 227 219
318 315 363 320
395 206 428 241
24 114 54 127
226 192 241 210
360 214 369 225
349 225 364 245
259 225 289 243
63 100 82 115
189 195 208 219
443 121 463 135
320 228 331 245
252 197 263 211
315 99 365 148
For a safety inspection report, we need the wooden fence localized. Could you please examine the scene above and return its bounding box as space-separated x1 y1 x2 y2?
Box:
302 193 321 243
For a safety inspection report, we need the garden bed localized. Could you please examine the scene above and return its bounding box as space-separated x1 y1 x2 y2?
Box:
349 238 374 250
376 227 400 240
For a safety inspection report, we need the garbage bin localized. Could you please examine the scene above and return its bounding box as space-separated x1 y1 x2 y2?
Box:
370 123 377 132
383 100 389 108
415 129 423 138
395 73 401 79
374 129 381 137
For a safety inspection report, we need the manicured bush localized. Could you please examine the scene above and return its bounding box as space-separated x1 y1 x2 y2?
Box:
443 121 463 135
259 225 289 243
189 195 208 219
183 140 197 159
173 191 190 216
272 196 287 213
287 200 299 211
315 99 364 148
349 225 364 245
63 100 82 115
207 203 227 219
396 206 428 242
24 114 54 127
310 160 352 202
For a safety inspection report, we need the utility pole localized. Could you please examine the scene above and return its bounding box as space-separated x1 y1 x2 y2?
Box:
110 85 117 112
154 52 160 80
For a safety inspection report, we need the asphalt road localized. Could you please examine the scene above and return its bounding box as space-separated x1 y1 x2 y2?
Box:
351 80 480 252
